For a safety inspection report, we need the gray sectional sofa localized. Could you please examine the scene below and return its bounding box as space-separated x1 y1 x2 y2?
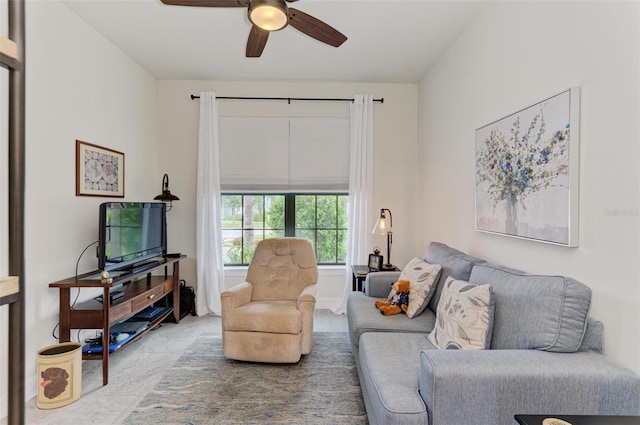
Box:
347 242 640 425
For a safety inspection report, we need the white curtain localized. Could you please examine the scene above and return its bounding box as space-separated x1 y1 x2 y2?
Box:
196 91 224 316
332 95 374 314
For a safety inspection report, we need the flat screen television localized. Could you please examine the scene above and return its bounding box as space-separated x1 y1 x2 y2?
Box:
98 202 167 272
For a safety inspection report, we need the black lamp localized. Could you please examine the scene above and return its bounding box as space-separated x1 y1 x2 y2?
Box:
154 173 179 211
372 208 394 269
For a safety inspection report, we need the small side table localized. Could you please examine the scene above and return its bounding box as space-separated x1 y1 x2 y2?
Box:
351 265 400 292
515 415 640 425
351 265 370 291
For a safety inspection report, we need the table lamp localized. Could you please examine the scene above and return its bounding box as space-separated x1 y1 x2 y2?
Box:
372 208 394 269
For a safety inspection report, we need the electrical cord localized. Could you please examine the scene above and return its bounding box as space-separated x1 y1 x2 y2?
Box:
72 240 99 309
52 240 99 341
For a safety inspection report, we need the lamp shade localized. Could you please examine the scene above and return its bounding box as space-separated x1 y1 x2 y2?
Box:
248 0 288 31
154 191 179 202
372 209 391 235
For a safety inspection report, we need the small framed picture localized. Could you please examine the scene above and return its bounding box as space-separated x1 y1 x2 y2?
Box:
368 253 383 271
76 140 124 197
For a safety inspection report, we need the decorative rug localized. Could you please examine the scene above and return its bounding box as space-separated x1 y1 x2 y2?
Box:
124 332 367 425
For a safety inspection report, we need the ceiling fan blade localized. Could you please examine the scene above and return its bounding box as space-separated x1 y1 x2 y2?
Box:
160 0 247 7
285 0 299 2
246 25 270 57
287 8 347 48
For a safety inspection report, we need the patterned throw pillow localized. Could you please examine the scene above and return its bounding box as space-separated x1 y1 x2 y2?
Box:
428 277 495 350
391 257 442 318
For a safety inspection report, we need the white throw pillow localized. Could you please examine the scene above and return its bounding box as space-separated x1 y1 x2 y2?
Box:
428 277 495 350
394 257 442 318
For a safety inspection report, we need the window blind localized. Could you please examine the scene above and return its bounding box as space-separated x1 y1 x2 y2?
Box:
219 116 350 191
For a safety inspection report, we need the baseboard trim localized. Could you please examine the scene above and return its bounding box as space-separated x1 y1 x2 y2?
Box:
315 297 342 311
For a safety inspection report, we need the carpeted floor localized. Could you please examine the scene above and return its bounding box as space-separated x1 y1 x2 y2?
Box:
123 332 367 425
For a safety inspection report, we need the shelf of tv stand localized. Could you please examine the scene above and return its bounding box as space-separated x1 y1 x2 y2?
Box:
49 255 185 385
80 305 174 361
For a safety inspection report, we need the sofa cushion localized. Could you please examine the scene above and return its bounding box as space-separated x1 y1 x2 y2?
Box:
424 242 486 313
347 292 436 351
395 257 442 318
428 277 495 350
418 349 640 425
469 263 591 352
579 319 603 353
358 332 435 425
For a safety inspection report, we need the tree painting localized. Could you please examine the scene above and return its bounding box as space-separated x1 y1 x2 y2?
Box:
475 89 578 245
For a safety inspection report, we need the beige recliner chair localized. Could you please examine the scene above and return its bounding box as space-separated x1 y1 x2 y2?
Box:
221 237 318 363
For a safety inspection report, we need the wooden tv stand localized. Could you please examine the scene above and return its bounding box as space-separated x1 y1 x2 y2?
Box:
49 255 185 385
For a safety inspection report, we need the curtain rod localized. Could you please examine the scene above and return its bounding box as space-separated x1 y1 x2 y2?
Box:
190 94 384 104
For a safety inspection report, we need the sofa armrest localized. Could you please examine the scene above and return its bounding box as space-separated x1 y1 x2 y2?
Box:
365 271 401 298
220 281 253 312
419 349 640 425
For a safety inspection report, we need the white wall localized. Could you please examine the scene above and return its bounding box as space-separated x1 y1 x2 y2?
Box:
418 1 640 374
156 80 419 307
0 0 159 416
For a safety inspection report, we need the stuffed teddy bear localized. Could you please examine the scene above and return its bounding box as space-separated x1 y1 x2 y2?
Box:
374 280 410 316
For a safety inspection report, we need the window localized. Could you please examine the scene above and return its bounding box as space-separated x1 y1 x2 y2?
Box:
222 193 348 265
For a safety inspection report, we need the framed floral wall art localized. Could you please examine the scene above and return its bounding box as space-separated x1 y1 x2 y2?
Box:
76 140 124 197
475 88 580 247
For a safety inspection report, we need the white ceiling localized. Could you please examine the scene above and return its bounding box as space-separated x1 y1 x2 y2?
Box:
61 0 487 83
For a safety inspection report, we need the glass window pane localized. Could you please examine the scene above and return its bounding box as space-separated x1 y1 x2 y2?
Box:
221 195 242 229
265 195 285 233
252 195 265 230
242 230 258 263
337 229 347 263
241 195 260 230
338 196 348 228
317 230 337 263
224 231 243 264
243 195 256 229
266 229 285 239
295 229 315 249
295 195 315 229
317 195 337 229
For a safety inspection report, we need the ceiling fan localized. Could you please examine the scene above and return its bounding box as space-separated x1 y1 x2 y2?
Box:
160 0 348 57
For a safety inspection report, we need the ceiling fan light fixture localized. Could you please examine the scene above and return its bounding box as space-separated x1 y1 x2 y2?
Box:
249 0 288 31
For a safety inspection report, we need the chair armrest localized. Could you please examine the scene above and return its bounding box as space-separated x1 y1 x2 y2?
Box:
298 284 317 354
220 281 253 312
419 349 640 424
297 284 317 308
365 271 401 297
